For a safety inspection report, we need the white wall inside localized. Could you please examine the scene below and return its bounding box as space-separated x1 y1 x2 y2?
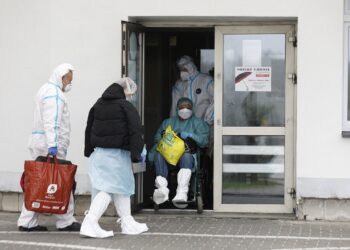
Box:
0 0 348 198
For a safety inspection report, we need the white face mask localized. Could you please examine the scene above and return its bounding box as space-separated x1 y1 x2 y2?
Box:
180 71 190 81
63 83 72 92
178 108 192 120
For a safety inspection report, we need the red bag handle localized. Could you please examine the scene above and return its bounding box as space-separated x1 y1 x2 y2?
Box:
47 155 58 165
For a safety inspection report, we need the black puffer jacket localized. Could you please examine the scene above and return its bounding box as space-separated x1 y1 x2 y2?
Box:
84 83 143 162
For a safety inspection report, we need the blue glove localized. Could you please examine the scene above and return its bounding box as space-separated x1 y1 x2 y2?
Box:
140 146 147 163
180 131 192 140
140 154 146 163
48 147 57 156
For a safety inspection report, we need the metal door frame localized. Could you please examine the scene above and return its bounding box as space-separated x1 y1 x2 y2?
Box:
213 25 296 213
121 21 146 211
122 21 146 125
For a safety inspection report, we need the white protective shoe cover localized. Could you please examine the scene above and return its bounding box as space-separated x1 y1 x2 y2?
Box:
80 192 114 238
113 194 148 235
172 168 192 209
118 216 149 235
153 176 169 205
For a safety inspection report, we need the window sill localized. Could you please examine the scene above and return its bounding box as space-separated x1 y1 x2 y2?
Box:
342 131 350 137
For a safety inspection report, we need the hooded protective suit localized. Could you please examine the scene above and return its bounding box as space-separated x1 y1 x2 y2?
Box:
28 63 74 159
170 56 214 125
18 63 77 230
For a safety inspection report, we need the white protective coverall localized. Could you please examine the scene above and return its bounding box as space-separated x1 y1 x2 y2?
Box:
17 63 77 229
170 56 214 125
170 56 214 157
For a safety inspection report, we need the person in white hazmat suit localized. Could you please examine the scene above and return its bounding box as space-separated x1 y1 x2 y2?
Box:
17 63 81 232
80 78 148 238
170 55 214 156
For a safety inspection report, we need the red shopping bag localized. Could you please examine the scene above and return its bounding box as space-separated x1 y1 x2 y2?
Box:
23 156 77 214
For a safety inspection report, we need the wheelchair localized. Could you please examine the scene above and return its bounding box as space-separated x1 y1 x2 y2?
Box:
153 148 205 214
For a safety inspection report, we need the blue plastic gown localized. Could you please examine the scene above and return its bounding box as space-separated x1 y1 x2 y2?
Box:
88 147 135 195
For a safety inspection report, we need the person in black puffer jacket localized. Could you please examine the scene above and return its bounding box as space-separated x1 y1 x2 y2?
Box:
81 78 148 239
84 81 143 161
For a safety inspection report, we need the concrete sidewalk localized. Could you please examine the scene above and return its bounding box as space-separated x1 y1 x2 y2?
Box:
1 211 350 249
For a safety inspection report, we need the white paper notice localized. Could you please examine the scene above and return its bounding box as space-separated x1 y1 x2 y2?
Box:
242 40 262 67
235 67 272 92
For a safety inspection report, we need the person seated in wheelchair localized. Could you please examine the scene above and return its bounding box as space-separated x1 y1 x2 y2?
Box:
148 97 209 208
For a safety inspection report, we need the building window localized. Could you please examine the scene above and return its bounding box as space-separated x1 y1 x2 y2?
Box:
343 1 350 135
346 0 350 15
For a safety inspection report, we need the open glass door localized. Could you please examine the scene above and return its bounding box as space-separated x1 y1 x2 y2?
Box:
121 21 146 211
214 25 296 213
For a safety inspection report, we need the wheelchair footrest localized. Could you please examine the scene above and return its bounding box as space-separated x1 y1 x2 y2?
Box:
172 199 196 205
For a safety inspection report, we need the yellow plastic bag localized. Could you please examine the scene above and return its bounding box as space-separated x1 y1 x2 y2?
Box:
156 126 185 166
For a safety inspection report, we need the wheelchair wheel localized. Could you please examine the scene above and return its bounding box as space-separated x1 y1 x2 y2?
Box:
196 195 203 214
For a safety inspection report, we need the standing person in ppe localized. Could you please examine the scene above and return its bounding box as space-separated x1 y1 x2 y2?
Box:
149 97 209 208
17 63 81 232
81 77 148 238
170 55 214 125
170 55 214 157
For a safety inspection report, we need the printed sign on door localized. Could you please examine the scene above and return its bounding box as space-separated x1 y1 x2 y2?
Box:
235 67 271 92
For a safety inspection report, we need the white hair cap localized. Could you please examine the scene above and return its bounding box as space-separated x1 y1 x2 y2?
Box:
116 77 137 96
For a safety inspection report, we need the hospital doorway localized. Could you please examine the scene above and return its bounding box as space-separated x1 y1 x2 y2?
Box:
143 28 215 210
122 20 296 214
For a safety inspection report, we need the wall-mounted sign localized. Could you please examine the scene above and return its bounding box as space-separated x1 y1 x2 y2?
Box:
234 67 271 92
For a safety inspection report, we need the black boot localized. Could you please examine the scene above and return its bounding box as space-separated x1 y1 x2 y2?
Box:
18 225 48 232
58 222 81 231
